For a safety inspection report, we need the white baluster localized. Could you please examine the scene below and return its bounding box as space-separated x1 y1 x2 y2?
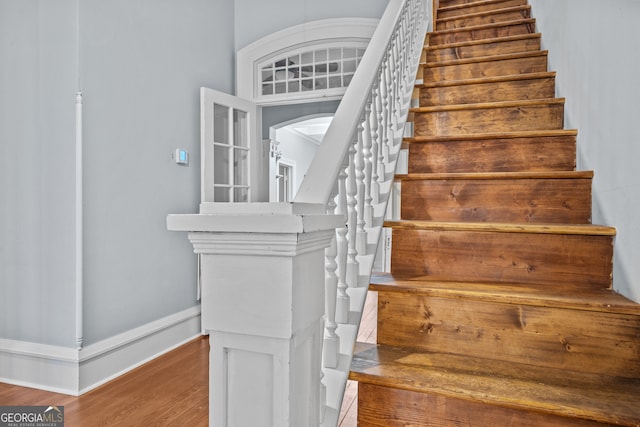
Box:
319 315 327 423
355 117 367 256
390 33 400 133
323 187 340 368
335 158 350 323
385 49 395 162
393 33 403 141
400 4 410 94
370 81 381 204
376 71 387 183
381 56 391 175
362 98 374 228
346 137 360 288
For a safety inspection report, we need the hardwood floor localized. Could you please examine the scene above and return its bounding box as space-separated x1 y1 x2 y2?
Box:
0 337 209 426
0 292 378 426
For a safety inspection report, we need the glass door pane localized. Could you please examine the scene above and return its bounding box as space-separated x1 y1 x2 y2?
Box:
201 88 257 203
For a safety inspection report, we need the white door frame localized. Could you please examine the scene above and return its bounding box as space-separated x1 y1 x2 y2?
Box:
276 158 296 202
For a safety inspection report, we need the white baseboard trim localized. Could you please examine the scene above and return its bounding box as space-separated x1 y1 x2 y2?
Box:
78 305 202 394
0 340 80 395
0 305 202 396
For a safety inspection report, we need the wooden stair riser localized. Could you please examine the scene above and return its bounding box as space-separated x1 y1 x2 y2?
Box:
423 52 548 82
352 1 640 424
389 228 613 288
439 0 513 8
436 7 531 31
407 134 577 173
375 291 640 378
426 34 541 63
429 19 536 45
357 383 614 427
413 100 564 136
420 74 555 106
399 176 592 223
438 0 528 19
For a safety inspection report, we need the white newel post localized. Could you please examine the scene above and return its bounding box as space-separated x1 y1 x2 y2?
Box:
167 203 343 427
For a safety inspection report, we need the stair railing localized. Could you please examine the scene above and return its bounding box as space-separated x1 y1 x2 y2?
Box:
293 0 431 423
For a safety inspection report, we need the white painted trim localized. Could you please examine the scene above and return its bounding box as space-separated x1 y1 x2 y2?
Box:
0 339 80 394
269 113 334 135
79 305 201 394
276 157 297 203
0 306 201 396
237 18 379 105
0 339 79 362
75 91 83 350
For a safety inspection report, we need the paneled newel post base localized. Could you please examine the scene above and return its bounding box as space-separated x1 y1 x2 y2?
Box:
167 203 344 427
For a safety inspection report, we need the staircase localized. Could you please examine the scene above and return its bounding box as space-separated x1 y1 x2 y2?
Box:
349 0 640 425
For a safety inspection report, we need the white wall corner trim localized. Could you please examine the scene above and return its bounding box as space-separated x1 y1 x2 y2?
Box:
236 18 379 104
0 306 202 396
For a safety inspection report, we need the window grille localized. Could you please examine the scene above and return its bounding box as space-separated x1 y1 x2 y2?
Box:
258 45 367 101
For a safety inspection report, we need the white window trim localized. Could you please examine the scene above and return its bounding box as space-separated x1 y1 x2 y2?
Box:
237 18 379 106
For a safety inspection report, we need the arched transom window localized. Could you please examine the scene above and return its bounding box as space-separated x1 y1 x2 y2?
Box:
237 18 378 106
258 43 367 102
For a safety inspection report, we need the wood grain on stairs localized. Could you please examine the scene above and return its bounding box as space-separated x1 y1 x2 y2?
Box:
422 50 549 81
425 33 542 62
437 0 529 19
419 71 555 105
351 0 640 424
436 5 532 31
405 130 577 173
428 18 536 45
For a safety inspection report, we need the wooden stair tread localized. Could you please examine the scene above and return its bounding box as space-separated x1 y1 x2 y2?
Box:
422 49 547 68
417 71 555 89
353 0 635 424
439 0 510 6
349 343 640 426
430 18 536 36
383 220 617 236
395 170 593 181
438 0 526 14
404 129 578 143
410 97 563 113
370 273 640 316
424 33 541 51
437 5 531 23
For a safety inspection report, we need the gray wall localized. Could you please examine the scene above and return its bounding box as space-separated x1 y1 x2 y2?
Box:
0 0 236 348
1 0 390 350
529 0 640 302
234 0 388 52
79 0 235 345
0 0 79 347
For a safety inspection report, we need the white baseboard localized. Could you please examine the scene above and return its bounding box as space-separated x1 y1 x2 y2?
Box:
0 340 80 394
78 305 202 394
0 305 202 396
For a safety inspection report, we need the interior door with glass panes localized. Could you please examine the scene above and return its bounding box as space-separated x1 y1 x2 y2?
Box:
201 87 258 203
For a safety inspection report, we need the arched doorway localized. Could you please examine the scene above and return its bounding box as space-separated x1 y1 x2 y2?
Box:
268 114 333 202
